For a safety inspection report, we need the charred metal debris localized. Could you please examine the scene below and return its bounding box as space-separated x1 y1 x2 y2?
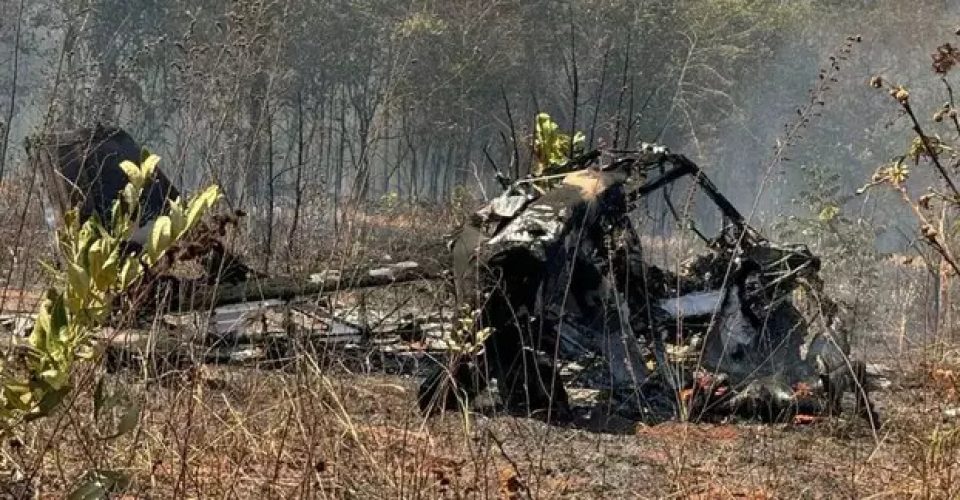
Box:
418 144 878 425
25 125 877 426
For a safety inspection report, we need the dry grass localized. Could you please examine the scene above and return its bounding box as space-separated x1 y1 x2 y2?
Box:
1 196 960 498
3 353 957 498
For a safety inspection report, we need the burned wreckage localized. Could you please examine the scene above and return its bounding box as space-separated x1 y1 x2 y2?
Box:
419 146 877 424
26 124 875 425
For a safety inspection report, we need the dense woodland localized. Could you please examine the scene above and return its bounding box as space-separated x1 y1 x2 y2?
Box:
0 1 958 254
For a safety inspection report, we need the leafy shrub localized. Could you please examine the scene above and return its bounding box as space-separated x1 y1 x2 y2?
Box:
0 153 220 433
532 112 585 180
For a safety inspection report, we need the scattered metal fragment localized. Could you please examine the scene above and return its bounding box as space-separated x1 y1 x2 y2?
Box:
0 314 34 337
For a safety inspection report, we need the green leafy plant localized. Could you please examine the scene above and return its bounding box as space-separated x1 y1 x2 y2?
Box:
532 112 585 179
773 163 880 309
0 153 221 433
445 304 493 355
68 469 133 500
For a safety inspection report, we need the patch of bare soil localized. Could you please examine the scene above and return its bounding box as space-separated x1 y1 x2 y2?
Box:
0 287 42 313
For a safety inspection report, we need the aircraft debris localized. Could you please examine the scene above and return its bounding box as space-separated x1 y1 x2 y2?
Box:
20 124 879 426
419 146 878 424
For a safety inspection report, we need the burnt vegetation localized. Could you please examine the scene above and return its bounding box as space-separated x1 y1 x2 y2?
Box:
1 0 960 498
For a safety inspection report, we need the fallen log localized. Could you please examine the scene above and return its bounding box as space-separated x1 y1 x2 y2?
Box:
166 260 446 312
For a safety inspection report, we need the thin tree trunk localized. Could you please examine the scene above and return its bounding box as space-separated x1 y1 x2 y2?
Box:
567 7 579 160
287 92 305 272
442 143 454 197
323 88 334 217
624 75 636 148
264 104 275 273
501 87 521 180
589 45 611 150
335 87 346 233
382 103 390 195
430 147 439 201
613 29 633 149
409 139 418 202
394 108 405 198
0 0 25 183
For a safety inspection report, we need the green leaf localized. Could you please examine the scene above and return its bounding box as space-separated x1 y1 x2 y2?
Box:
3 382 33 411
25 381 71 421
118 160 143 188
49 291 68 332
115 402 140 438
121 184 140 212
66 262 90 303
140 154 160 182
87 239 107 274
147 216 173 261
169 198 186 237
68 470 131 500
531 112 585 180
30 290 67 356
185 185 221 231
67 480 107 500
818 205 840 222
118 258 140 289
4 145 224 433
30 313 50 353
94 255 119 291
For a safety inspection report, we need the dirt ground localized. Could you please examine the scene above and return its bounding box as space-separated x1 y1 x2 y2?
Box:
3 344 954 499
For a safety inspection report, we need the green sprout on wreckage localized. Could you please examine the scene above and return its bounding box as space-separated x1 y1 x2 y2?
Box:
0 153 221 433
440 304 493 432
445 304 493 355
531 112 585 189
